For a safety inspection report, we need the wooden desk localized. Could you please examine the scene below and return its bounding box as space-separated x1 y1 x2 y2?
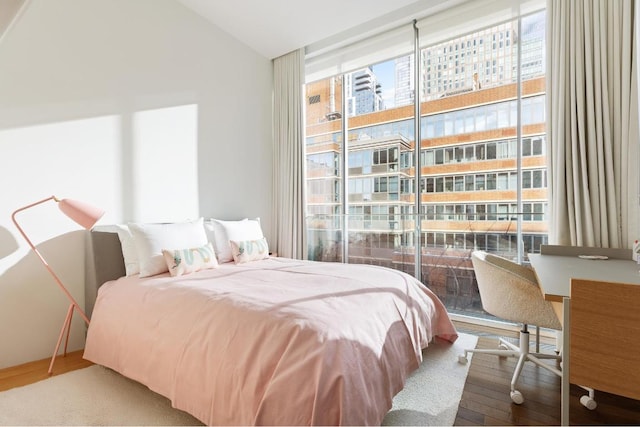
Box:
528 246 640 425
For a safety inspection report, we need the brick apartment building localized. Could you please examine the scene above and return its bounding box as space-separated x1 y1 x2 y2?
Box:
304 72 547 312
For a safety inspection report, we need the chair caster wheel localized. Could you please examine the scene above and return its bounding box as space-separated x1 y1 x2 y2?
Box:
510 390 524 404
457 354 468 364
580 395 597 410
497 343 510 357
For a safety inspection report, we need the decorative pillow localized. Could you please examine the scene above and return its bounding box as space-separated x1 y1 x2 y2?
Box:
114 224 140 276
129 218 208 277
204 218 264 263
230 238 270 264
162 242 219 277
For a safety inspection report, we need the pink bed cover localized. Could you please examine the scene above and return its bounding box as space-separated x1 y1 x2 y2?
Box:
84 257 457 425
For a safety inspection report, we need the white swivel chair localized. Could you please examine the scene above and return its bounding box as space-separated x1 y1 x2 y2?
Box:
458 251 596 408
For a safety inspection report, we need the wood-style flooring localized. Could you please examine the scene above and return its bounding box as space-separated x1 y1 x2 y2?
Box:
454 323 640 425
0 350 92 392
1 324 639 426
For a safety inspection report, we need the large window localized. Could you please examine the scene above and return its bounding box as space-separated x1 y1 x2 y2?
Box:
305 8 547 319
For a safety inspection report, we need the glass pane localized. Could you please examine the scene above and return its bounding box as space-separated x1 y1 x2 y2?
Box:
347 55 416 271
419 12 547 318
305 75 344 262
304 9 548 324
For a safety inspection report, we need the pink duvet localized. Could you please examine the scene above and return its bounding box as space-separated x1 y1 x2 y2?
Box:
84 257 457 425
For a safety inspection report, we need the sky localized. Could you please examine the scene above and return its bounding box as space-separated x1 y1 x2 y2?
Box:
371 59 396 108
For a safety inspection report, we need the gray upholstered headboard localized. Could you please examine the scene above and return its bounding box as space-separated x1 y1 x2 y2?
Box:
85 230 125 319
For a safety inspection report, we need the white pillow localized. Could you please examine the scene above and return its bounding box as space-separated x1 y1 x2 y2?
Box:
129 218 208 277
205 218 263 263
114 224 140 276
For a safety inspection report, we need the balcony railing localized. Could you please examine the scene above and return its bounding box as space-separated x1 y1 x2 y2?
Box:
306 213 548 320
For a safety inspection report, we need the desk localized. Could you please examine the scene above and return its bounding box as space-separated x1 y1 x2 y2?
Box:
529 246 640 425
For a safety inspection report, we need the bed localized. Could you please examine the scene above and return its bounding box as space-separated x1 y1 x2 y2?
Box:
83 226 458 426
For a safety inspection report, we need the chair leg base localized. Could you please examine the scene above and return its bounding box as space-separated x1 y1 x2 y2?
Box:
510 390 524 404
458 330 567 405
580 394 597 410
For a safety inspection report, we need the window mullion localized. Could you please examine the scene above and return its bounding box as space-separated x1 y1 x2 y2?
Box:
341 78 349 263
516 16 523 264
413 20 422 280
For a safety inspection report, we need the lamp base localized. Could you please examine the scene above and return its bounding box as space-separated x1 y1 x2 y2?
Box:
48 303 88 375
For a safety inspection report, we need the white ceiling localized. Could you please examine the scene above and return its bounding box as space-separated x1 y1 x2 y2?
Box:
177 0 449 59
0 0 27 44
1 0 452 59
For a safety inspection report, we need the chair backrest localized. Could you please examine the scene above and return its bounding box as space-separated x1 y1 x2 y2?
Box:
471 251 562 330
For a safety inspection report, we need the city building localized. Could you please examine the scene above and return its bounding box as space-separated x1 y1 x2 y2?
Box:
305 14 547 314
345 67 385 116
394 55 414 107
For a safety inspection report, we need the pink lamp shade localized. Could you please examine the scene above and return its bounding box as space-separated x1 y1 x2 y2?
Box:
57 198 105 229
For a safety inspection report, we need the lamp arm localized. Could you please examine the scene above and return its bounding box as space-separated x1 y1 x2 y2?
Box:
11 196 57 251
11 196 90 325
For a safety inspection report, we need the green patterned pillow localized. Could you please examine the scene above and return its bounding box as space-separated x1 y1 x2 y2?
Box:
230 238 269 264
162 242 219 277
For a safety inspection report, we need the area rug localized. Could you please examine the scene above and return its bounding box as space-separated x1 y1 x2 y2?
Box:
0 333 476 426
382 331 476 426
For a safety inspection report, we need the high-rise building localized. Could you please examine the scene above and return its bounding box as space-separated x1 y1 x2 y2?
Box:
345 67 384 116
421 21 528 100
304 12 546 314
394 55 414 107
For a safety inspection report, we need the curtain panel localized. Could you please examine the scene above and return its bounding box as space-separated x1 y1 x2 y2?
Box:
272 48 307 259
547 0 639 247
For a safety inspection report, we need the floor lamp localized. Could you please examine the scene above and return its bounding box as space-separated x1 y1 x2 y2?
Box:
11 196 104 374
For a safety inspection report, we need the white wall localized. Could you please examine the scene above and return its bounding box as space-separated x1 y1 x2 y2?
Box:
0 0 273 368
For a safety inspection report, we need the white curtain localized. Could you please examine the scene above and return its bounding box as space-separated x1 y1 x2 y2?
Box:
272 48 306 259
547 0 639 247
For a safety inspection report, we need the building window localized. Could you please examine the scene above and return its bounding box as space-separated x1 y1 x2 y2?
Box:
304 9 547 321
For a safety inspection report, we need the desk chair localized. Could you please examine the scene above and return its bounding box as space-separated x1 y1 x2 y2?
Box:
458 251 596 408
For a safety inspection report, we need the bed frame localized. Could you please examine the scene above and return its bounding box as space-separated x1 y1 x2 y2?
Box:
85 230 126 319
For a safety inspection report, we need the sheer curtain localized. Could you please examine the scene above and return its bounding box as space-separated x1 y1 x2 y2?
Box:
272 48 306 259
547 0 639 247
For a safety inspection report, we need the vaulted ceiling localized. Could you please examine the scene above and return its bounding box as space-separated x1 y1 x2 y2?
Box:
176 0 447 59
1 0 451 59
0 0 27 44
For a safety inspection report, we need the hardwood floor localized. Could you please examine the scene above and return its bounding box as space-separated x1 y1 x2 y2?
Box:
454 323 640 425
1 325 639 426
0 350 92 392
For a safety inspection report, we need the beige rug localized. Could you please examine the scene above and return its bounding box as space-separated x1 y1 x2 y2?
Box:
0 333 476 426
